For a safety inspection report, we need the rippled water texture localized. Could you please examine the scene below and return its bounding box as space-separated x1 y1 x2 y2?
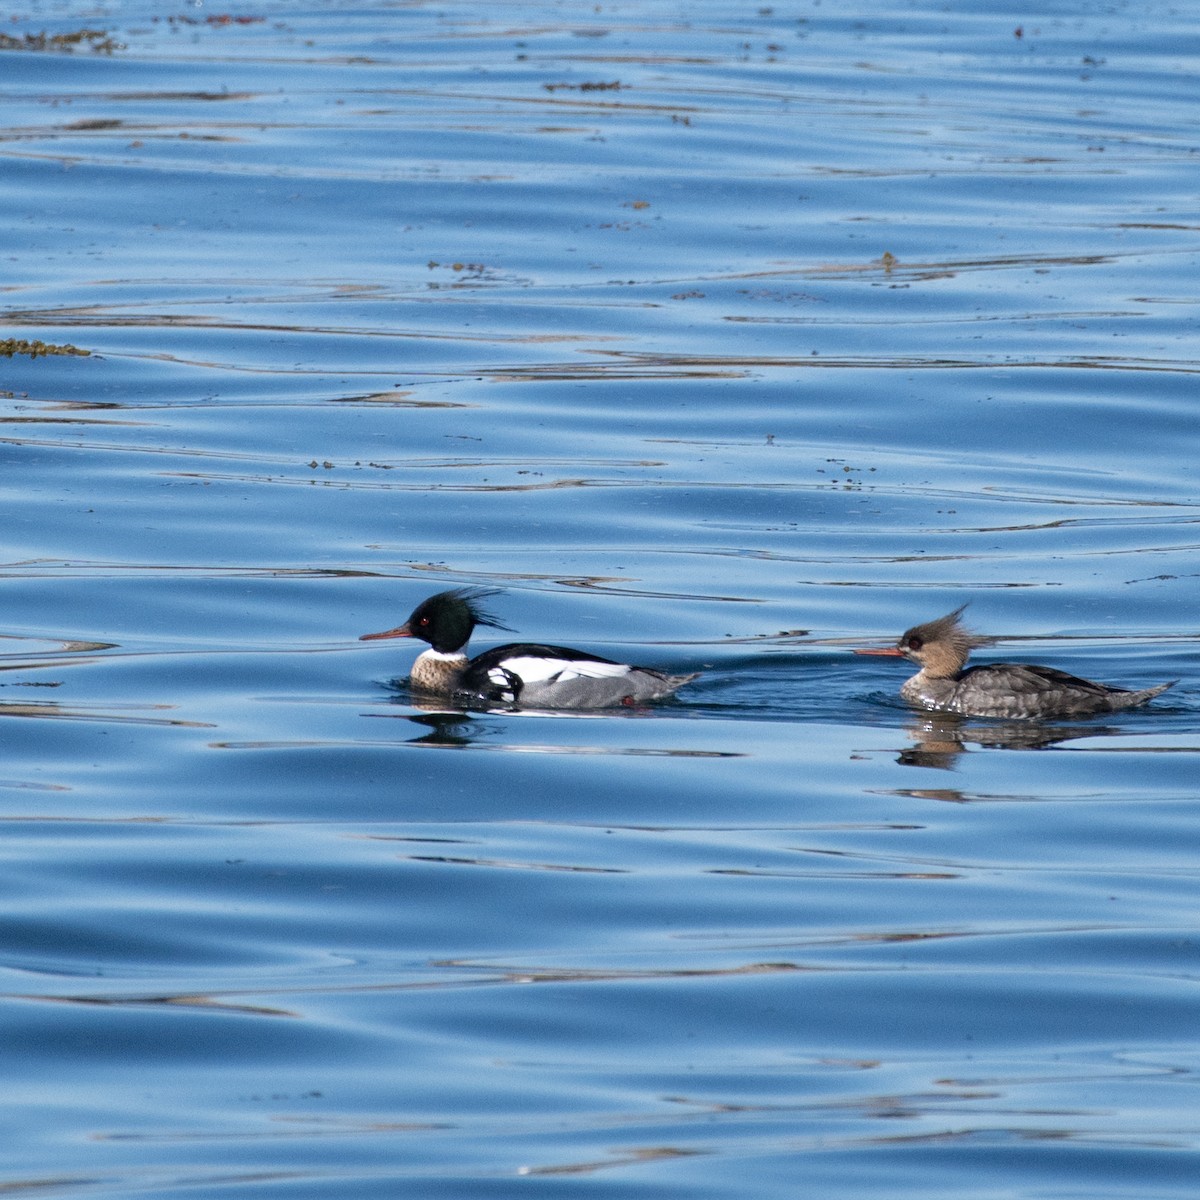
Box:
2 2 1199 1196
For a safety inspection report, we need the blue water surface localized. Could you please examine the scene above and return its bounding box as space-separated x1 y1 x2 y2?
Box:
2 1 1199 1196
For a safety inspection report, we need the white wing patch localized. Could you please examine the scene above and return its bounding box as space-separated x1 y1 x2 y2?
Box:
491 656 632 687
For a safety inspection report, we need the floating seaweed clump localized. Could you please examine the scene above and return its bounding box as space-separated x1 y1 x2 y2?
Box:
0 339 91 359
0 29 123 53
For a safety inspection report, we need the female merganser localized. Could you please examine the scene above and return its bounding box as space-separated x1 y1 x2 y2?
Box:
360 588 698 709
857 605 1175 719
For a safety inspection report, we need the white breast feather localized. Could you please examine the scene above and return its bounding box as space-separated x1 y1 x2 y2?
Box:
492 656 633 686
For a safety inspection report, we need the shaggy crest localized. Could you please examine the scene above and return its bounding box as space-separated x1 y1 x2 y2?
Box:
406 587 515 653
897 604 991 674
360 586 516 654
439 587 514 633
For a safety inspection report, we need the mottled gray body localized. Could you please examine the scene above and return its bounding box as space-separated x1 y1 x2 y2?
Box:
873 606 1175 720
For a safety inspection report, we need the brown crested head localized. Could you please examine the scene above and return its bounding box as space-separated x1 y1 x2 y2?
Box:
894 604 988 677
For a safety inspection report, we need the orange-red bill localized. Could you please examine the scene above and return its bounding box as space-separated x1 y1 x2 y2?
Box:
853 647 905 657
360 625 413 642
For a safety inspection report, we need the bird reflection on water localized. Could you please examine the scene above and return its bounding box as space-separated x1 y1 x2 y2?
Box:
892 711 1142 771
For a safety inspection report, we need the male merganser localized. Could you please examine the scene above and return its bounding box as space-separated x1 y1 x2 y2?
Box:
857 605 1175 719
360 588 698 709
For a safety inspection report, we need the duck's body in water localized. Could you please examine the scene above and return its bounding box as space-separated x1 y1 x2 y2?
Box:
361 588 698 709
858 606 1175 719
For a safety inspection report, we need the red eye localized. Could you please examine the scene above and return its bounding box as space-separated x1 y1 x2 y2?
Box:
418 616 430 627
906 637 923 650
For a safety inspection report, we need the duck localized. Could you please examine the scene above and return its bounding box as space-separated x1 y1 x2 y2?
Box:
360 588 698 709
856 605 1175 719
